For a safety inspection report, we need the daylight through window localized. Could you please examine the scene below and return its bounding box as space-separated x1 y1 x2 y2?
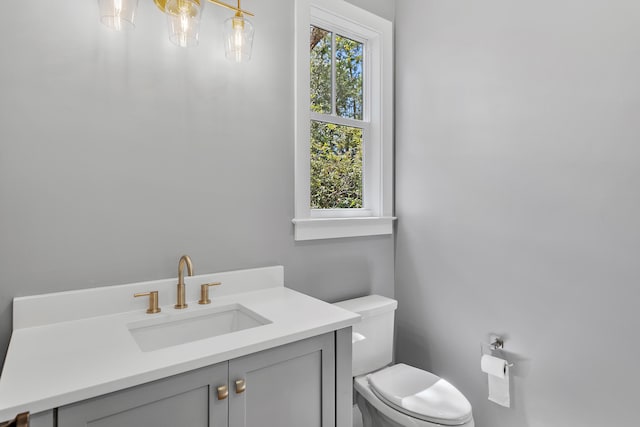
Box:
310 26 365 210
294 0 393 240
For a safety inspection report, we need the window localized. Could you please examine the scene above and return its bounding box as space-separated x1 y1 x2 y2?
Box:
293 0 394 240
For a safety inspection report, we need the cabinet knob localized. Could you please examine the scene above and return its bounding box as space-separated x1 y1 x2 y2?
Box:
0 412 29 427
134 291 161 314
216 385 229 400
235 379 246 394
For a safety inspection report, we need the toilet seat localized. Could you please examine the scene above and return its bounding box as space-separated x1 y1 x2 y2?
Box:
358 364 473 426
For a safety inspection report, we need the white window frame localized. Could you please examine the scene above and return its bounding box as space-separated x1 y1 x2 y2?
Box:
293 0 394 241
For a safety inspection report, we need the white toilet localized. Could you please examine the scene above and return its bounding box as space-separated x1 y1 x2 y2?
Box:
334 295 475 427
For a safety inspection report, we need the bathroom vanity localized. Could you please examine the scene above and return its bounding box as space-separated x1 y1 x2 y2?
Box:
58 332 337 427
0 266 359 427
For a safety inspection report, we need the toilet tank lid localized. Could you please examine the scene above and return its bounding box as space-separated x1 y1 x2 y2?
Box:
333 295 397 318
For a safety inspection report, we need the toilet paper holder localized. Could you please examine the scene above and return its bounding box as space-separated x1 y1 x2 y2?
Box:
481 336 514 367
490 337 504 350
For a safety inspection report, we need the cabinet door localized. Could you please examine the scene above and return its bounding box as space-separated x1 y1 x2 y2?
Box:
58 362 228 427
228 333 335 427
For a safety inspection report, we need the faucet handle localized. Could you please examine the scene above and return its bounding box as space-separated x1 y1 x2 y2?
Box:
198 282 222 305
134 291 161 314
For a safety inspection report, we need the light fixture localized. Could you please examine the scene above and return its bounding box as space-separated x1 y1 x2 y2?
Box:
98 0 139 30
163 0 203 47
222 1 254 62
98 0 254 61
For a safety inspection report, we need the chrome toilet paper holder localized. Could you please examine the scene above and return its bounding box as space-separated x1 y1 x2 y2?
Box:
480 335 505 354
481 336 514 367
490 337 504 350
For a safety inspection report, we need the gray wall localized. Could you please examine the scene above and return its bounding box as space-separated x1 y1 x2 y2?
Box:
0 0 395 367
345 0 394 21
395 1 640 426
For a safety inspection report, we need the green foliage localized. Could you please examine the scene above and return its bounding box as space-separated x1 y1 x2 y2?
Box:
309 26 364 209
335 35 363 120
310 121 362 209
310 27 331 114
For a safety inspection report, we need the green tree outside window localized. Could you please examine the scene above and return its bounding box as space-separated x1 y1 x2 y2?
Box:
310 26 364 209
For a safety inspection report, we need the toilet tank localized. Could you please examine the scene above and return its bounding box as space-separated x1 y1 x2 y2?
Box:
333 295 398 377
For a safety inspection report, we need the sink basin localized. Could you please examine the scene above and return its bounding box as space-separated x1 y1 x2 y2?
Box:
128 304 271 352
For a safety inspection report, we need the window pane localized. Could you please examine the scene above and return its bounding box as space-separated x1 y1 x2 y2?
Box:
335 35 363 120
310 26 332 114
310 120 363 209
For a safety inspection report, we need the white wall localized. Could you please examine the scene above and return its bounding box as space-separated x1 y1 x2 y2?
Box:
0 0 395 366
395 1 640 426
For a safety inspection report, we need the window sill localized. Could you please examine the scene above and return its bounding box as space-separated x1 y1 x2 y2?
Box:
292 216 396 241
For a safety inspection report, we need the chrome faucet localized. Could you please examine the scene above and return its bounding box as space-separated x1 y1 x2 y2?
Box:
175 254 193 309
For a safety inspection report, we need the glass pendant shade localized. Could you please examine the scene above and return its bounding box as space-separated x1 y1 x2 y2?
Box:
98 0 138 31
165 0 203 47
223 13 254 62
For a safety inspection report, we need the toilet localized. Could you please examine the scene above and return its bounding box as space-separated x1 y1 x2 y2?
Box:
334 295 475 427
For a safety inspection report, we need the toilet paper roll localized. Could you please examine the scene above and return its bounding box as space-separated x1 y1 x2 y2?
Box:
481 354 511 407
481 354 507 379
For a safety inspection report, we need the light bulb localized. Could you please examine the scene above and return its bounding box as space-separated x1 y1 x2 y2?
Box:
224 13 254 62
179 12 191 46
165 0 202 47
233 21 244 60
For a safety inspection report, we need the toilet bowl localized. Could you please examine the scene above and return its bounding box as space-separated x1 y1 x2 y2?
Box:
354 364 474 427
334 295 474 427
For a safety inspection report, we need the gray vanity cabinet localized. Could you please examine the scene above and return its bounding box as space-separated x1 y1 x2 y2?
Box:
57 362 229 427
228 331 335 427
57 332 337 427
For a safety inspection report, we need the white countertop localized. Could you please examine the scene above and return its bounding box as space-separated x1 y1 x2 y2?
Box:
0 266 360 421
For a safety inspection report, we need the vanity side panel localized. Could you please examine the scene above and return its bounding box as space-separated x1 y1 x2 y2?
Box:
335 327 353 427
